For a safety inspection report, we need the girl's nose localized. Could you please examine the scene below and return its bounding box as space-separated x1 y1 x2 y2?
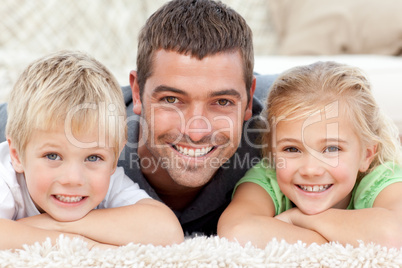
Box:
298 154 326 178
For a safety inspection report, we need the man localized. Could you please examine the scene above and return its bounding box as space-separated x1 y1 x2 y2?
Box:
118 0 265 236
0 0 275 235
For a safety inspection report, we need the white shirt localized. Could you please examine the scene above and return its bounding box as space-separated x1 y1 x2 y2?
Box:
0 141 150 220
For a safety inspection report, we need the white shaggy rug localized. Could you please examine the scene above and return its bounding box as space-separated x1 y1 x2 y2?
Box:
1 236 401 267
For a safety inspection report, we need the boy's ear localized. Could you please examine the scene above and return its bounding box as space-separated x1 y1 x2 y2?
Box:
244 76 256 121
359 143 377 172
110 165 117 176
7 138 24 173
129 70 142 115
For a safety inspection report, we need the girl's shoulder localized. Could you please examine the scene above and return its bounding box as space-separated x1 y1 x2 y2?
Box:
238 160 276 186
350 162 402 209
235 160 292 215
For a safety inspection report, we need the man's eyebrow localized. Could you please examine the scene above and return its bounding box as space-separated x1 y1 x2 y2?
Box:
152 86 242 100
152 85 188 97
209 89 242 100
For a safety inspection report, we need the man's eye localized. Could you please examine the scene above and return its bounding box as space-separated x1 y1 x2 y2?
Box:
216 99 231 106
86 155 101 162
324 146 340 153
46 153 60 161
163 96 178 104
284 147 299 153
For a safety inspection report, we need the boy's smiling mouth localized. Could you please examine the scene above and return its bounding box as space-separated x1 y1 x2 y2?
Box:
54 195 85 203
297 184 333 193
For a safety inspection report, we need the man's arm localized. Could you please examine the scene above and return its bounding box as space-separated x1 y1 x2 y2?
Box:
217 182 328 248
277 183 402 248
19 198 184 246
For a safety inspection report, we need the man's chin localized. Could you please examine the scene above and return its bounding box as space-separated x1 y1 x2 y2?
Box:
167 167 219 188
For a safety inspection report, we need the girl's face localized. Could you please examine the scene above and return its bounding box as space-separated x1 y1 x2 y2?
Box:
273 103 376 215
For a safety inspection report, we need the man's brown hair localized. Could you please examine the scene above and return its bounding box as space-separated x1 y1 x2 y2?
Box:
136 0 254 101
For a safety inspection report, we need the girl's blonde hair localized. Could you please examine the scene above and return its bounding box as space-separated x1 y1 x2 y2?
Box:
262 61 401 176
6 50 127 164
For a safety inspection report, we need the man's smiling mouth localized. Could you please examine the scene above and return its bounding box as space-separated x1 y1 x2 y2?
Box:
173 145 214 157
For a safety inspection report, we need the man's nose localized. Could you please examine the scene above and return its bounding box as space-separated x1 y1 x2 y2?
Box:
183 104 212 142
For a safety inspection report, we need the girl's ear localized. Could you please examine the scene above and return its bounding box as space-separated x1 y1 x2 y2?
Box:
359 143 377 172
7 138 24 173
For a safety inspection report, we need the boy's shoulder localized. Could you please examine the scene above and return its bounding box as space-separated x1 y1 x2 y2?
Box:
0 103 7 142
0 141 14 176
0 141 21 198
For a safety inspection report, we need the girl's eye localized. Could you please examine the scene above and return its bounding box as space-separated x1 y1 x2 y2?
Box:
46 153 60 161
216 99 231 106
163 96 178 104
284 147 300 153
324 146 340 153
86 155 101 162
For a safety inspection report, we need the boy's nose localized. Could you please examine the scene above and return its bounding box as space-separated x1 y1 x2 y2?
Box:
59 163 85 186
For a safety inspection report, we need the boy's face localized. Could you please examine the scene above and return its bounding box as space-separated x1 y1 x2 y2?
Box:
12 127 116 222
273 104 375 215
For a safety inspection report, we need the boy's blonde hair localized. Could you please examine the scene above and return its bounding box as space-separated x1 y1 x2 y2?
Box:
6 50 127 163
262 61 401 177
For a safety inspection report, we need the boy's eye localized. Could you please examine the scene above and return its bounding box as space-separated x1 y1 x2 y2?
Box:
284 147 300 153
46 153 60 161
216 99 231 106
163 96 178 104
324 146 340 153
86 155 101 162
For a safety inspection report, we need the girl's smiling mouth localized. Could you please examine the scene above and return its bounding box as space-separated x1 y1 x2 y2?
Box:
297 184 333 193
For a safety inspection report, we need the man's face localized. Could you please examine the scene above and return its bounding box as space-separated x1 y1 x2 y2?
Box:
131 50 254 188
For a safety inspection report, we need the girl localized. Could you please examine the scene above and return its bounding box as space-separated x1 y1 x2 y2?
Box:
218 61 402 248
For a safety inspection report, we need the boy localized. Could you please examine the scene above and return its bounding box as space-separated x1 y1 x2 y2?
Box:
0 50 183 250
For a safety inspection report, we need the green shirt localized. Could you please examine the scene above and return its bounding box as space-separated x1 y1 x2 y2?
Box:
235 161 402 215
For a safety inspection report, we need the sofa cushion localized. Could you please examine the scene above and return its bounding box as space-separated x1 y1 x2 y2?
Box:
269 0 402 55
